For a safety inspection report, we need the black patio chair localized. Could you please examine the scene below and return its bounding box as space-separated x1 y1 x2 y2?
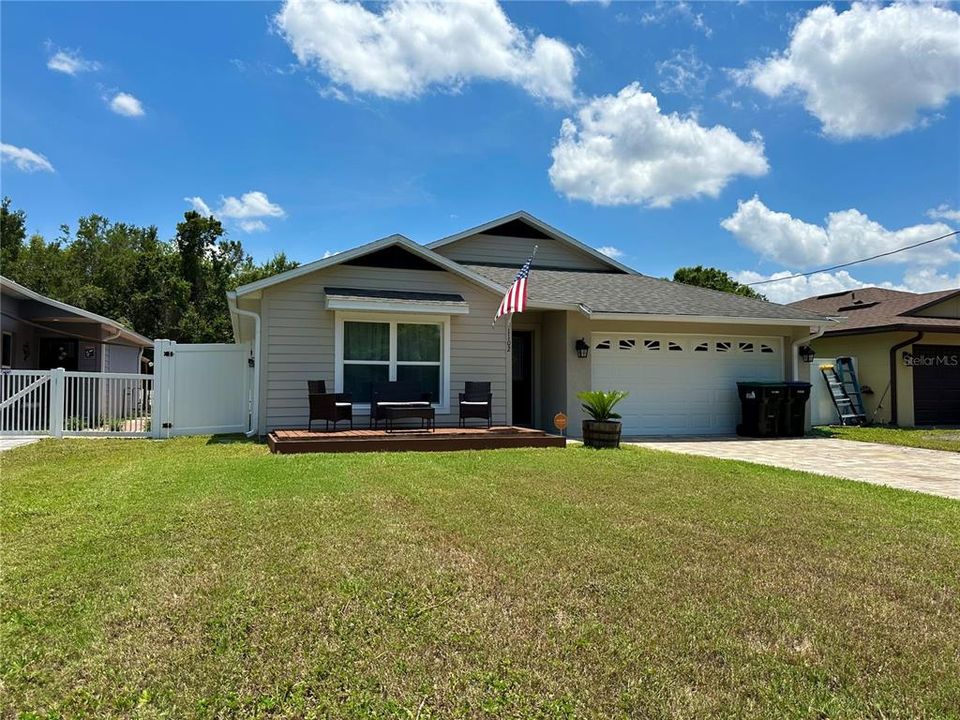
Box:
307 380 353 431
459 381 492 428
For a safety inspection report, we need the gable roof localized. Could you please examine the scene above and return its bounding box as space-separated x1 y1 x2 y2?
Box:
427 210 637 275
0 275 152 347
789 287 960 335
232 234 508 298
467 265 828 324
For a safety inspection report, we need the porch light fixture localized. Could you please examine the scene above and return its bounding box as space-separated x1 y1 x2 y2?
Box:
798 345 816 363
575 338 590 359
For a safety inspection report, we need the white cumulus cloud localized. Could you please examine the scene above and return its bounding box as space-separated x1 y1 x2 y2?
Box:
46 48 101 75
738 2 960 139
927 204 960 224
109 92 145 117
1 143 55 173
185 191 286 233
273 0 577 104
721 197 959 269
549 83 768 207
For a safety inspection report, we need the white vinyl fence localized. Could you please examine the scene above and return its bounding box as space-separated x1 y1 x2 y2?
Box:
1 368 154 437
1 340 252 439
0 371 52 435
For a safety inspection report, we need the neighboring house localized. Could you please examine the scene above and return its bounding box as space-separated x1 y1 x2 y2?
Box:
791 287 960 426
1 276 152 373
228 211 829 437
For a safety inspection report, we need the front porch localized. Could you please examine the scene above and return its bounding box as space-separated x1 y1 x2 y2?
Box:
267 425 565 454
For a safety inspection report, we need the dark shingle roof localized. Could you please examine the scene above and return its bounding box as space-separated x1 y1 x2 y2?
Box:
789 287 960 335
324 287 468 308
465 265 827 322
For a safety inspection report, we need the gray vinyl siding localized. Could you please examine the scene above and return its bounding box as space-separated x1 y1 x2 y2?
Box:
433 233 612 271
260 264 508 431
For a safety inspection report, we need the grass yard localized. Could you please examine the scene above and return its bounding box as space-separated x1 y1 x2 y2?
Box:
2 438 959 719
812 425 960 453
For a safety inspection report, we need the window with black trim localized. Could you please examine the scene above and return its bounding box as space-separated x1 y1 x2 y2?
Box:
342 320 442 403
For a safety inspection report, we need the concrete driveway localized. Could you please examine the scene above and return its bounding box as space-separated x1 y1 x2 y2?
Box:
0 436 43 453
627 436 960 500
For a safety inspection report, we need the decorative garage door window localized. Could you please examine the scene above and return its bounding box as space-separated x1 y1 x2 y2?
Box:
592 335 780 355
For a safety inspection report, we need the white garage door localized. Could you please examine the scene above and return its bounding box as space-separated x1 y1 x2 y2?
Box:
591 333 784 436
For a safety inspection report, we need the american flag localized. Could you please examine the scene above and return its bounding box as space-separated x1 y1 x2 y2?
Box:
494 251 535 323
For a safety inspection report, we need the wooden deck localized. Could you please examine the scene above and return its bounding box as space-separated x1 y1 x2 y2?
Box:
267 426 566 454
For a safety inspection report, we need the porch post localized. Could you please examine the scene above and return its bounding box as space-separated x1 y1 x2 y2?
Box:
49 367 65 438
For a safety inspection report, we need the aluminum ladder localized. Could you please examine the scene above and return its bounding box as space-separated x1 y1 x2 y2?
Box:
820 357 866 426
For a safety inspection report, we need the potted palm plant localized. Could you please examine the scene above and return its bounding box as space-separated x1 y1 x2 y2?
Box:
577 390 629 449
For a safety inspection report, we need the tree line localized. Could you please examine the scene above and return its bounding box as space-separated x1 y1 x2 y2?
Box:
1 197 298 343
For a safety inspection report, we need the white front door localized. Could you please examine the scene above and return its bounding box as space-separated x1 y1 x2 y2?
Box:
590 333 784 436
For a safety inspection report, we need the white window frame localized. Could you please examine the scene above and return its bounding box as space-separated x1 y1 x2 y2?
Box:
334 312 452 414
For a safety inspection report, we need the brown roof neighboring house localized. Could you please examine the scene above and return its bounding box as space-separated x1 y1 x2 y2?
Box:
789 287 960 336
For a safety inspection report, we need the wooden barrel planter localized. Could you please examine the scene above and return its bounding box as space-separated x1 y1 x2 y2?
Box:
582 420 622 449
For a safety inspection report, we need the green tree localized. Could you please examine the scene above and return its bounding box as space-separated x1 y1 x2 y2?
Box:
1 200 302 343
1 197 27 272
672 265 767 301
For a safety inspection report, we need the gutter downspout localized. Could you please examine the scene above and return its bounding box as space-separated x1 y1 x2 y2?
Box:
229 294 261 438
889 331 923 426
102 327 122 372
790 325 827 381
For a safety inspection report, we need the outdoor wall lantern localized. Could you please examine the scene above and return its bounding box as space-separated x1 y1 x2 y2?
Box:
575 338 590 359
798 345 816 363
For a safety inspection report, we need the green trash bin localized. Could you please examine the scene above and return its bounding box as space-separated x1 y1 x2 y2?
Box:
781 381 812 437
736 382 785 437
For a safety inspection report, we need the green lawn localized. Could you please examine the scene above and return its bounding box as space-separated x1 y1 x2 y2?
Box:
2 438 959 719
812 425 960 453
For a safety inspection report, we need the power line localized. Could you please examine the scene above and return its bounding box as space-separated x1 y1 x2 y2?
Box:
744 229 959 286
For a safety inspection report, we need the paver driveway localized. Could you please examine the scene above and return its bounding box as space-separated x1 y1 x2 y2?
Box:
628 436 960 500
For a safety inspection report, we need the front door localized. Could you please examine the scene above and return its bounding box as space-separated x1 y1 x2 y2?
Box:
511 330 533 427
37 338 79 371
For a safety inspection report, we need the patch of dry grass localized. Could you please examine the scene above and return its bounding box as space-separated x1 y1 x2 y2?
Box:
2 437 959 718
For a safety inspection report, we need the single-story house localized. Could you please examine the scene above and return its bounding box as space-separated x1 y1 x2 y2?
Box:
790 287 960 426
1 276 152 373
227 211 830 437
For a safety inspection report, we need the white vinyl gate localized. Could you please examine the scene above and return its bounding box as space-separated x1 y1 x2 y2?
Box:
1 340 252 439
152 340 253 437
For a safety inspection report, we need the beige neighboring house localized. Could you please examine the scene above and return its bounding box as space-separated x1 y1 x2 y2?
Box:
1 276 152 373
790 287 960 426
228 212 829 437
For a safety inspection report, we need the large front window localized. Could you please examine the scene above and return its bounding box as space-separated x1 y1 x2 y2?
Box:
340 317 445 405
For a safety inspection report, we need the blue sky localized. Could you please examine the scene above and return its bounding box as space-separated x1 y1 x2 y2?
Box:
2 0 958 303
